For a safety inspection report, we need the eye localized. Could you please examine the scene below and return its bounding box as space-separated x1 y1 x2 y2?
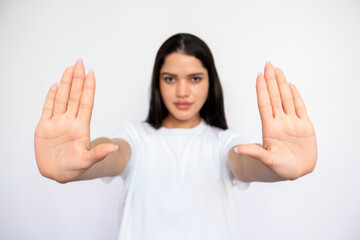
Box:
191 77 202 82
164 77 175 83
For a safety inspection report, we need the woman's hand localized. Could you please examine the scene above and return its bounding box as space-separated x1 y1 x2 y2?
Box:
34 60 117 183
235 62 317 180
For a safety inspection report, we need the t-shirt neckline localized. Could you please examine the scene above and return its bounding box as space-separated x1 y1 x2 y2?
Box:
159 118 206 132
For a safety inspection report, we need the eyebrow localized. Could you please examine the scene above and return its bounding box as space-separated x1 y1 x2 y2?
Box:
160 72 205 77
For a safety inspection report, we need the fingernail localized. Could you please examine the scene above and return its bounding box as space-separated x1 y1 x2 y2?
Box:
257 72 262 76
265 60 271 65
274 66 277 70
89 69 94 73
234 146 239 154
114 145 119 152
77 58 83 63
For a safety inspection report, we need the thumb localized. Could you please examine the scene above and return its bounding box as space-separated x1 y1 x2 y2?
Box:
235 144 271 166
87 143 118 164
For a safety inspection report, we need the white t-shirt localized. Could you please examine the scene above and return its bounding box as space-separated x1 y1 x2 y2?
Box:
104 119 249 240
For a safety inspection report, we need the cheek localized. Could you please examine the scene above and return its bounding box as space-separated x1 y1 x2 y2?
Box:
160 83 171 104
196 83 209 103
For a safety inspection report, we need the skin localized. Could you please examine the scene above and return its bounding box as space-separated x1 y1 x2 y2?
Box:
160 52 209 129
34 60 130 183
34 56 317 183
229 63 317 182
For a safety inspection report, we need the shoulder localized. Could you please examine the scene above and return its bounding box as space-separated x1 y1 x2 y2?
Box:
112 122 154 136
111 122 156 149
215 127 247 152
202 122 243 143
218 128 244 141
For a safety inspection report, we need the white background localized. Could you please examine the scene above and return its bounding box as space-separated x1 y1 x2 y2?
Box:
1 0 359 239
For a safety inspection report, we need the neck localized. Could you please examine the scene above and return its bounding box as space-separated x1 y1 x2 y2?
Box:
162 115 201 129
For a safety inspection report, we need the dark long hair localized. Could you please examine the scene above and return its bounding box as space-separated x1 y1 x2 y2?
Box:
145 33 228 130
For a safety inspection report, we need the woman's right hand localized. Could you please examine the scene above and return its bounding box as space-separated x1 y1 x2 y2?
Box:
34 60 117 183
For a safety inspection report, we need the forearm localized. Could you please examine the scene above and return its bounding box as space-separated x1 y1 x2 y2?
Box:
76 137 130 181
228 145 285 183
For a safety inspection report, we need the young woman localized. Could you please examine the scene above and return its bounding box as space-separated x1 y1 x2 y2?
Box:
34 33 317 239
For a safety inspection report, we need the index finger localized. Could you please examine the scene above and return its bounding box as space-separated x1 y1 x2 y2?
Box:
256 73 273 122
40 83 58 121
289 84 309 119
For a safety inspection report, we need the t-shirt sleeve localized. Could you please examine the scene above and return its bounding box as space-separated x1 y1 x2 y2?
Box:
219 129 250 190
101 123 140 183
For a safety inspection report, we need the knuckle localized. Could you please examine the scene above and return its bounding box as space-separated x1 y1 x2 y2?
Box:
293 95 304 104
258 102 272 110
266 77 276 82
83 86 94 93
68 96 79 104
72 75 83 83
79 103 91 112
270 94 281 102
46 94 55 101
256 85 267 93
277 78 287 86
42 107 53 113
60 77 71 85
296 105 306 112
282 97 294 105
54 98 67 106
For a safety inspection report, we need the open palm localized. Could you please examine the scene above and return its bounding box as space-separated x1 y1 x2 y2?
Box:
34 60 116 183
237 63 317 180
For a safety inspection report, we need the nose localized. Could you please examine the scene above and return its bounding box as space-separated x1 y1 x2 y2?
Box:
176 79 189 98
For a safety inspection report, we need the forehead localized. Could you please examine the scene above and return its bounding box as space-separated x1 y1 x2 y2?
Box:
160 52 207 74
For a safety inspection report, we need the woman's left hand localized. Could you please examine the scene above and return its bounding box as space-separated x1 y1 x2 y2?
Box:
235 62 317 180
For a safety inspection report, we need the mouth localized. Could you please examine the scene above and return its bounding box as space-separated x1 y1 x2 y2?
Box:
175 102 192 110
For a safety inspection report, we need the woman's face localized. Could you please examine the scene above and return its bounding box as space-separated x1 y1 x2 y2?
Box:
160 52 209 128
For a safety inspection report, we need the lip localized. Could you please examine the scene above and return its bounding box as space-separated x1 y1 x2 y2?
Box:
175 101 192 110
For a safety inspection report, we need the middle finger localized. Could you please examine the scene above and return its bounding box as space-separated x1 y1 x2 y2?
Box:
264 62 283 117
